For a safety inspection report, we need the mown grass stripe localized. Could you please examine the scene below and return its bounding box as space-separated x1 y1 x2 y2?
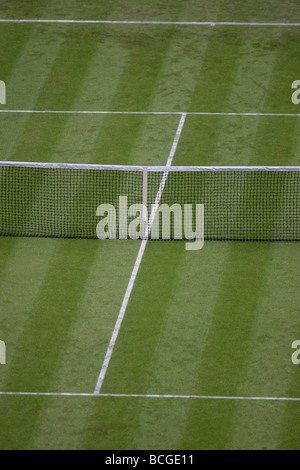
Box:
0 25 65 161
211 34 278 165
0 239 58 387
147 27 214 113
228 244 300 449
6 25 104 164
182 244 274 447
247 28 300 164
0 241 106 448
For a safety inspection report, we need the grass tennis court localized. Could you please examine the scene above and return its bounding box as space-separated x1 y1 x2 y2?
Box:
0 0 300 450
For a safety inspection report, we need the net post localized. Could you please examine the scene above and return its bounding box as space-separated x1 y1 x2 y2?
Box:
143 166 148 222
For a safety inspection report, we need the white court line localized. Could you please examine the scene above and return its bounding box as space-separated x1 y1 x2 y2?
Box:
0 19 300 26
0 110 300 117
93 113 187 395
0 391 299 401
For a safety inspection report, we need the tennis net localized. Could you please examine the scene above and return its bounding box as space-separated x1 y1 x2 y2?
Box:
0 162 299 241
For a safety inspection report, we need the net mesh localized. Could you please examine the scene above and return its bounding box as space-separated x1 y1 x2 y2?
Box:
0 163 299 241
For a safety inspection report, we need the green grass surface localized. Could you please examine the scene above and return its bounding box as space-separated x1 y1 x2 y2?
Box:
0 0 299 450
